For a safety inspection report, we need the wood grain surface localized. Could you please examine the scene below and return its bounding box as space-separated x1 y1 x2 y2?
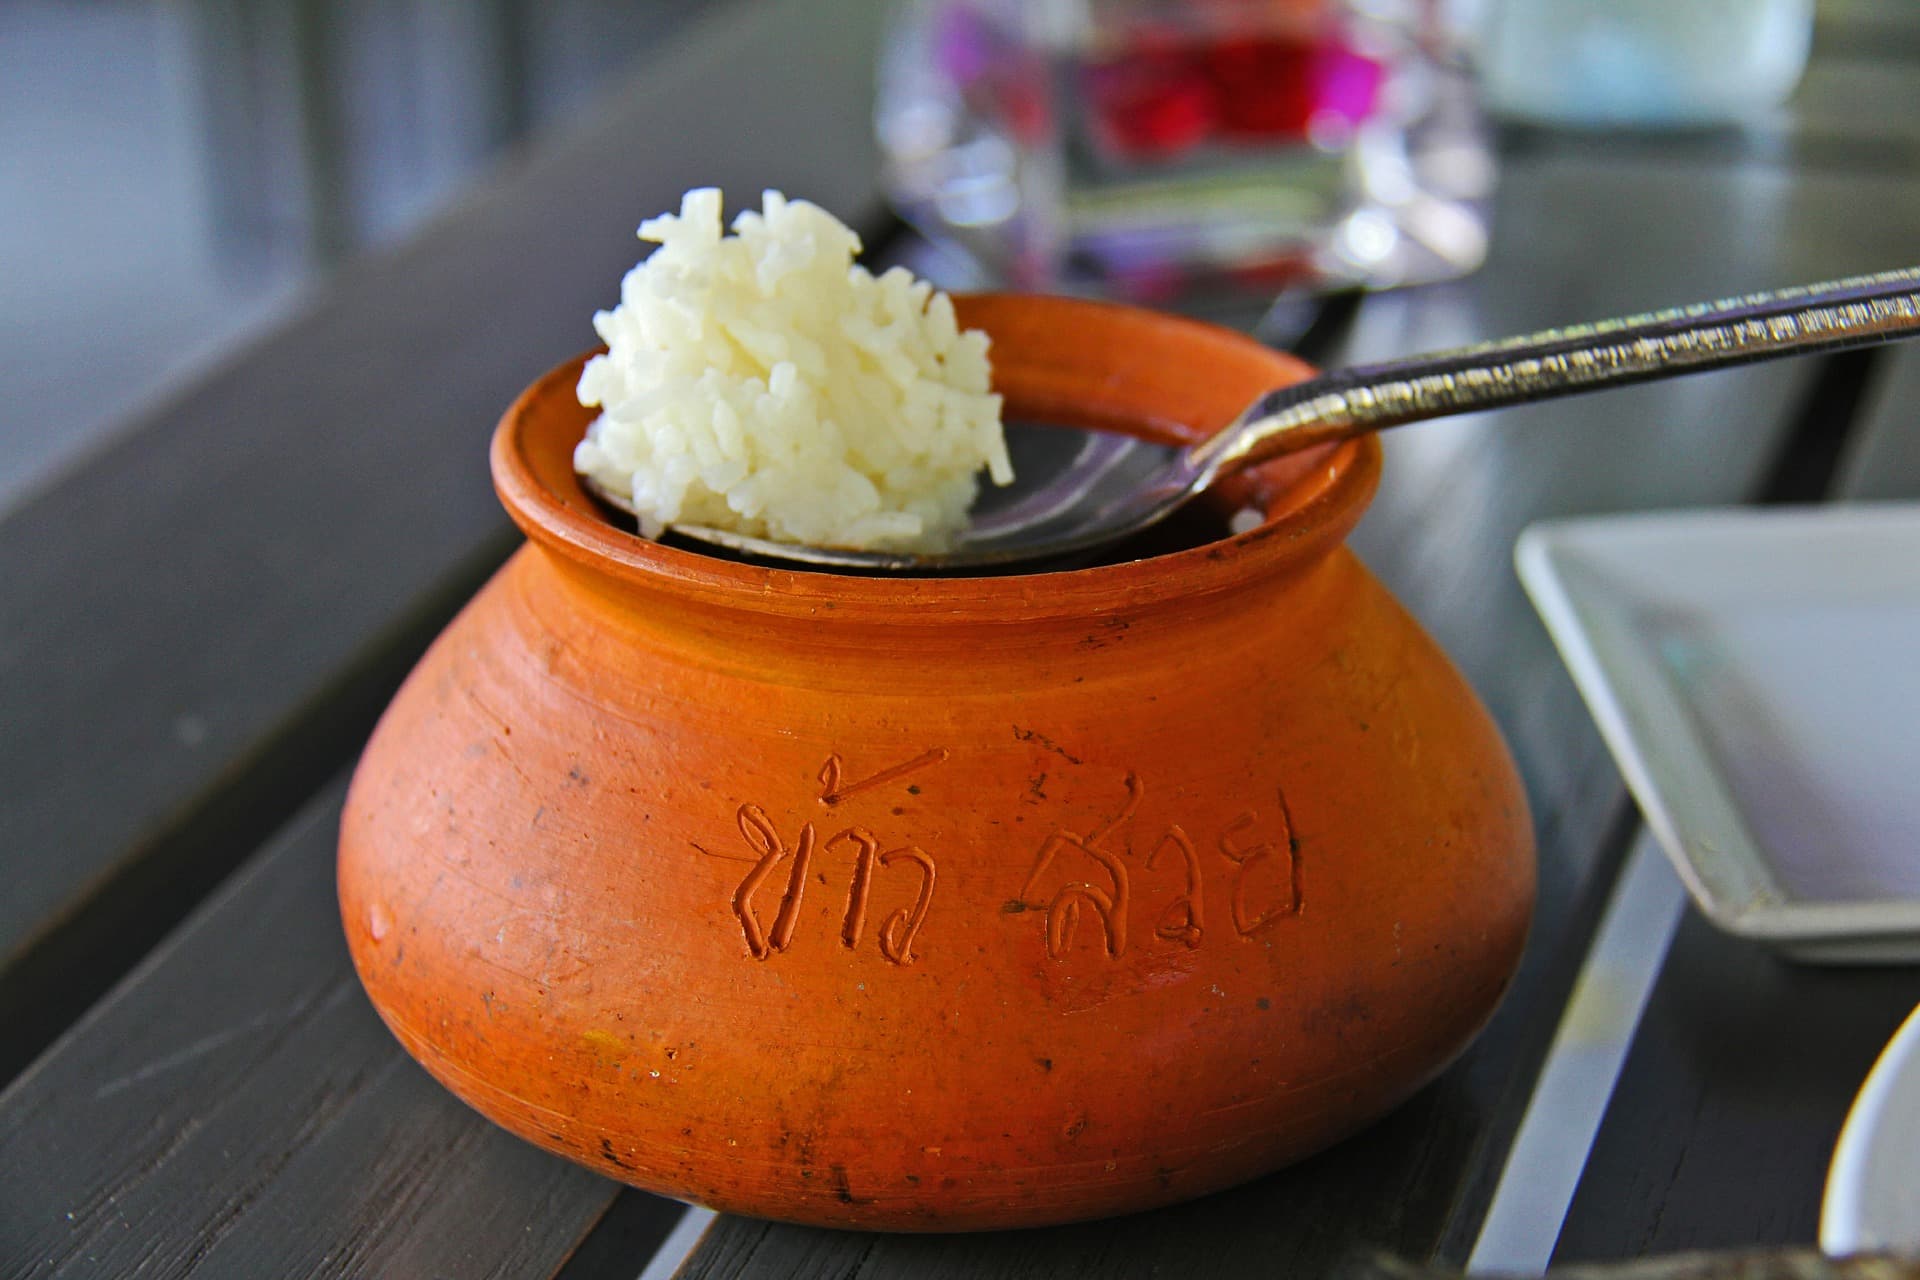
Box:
0 0 893 1081
1555 917 1920 1258
0 779 631 1279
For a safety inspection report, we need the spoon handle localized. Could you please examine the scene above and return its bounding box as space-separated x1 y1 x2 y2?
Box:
1201 266 1920 477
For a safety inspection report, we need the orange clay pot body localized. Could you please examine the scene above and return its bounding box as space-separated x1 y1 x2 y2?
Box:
339 296 1535 1230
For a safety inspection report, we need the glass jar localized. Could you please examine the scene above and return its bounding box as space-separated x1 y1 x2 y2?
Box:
877 0 1495 302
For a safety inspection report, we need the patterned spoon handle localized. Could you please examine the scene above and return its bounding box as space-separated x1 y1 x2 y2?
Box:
1204 266 1920 475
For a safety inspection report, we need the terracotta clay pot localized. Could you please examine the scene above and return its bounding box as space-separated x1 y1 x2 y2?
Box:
338 294 1535 1230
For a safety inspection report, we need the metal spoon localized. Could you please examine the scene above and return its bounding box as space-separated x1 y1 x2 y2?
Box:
587 266 1920 573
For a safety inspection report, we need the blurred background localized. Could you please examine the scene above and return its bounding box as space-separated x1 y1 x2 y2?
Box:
0 0 706 514
0 0 1895 518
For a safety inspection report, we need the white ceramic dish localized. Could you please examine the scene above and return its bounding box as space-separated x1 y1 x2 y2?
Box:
1823 1002 1920 1253
1516 504 1920 963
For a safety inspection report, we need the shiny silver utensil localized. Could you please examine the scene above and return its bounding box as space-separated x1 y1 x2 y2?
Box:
587 266 1920 572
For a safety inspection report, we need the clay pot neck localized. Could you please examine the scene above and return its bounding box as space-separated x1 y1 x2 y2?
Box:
489 294 1382 647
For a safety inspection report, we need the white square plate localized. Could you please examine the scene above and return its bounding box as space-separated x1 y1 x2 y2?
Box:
1516 504 1920 963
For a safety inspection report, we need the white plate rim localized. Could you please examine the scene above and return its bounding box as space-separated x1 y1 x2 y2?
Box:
1514 502 1920 961
1822 1001 1920 1252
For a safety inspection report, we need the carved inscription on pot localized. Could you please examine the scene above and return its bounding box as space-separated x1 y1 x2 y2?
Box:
817 748 948 806
726 804 937 966
1013 771 1302 961
704 753 1300 966
708 751 947 965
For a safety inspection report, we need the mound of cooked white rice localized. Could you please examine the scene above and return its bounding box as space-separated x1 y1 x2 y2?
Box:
574 189 1012 553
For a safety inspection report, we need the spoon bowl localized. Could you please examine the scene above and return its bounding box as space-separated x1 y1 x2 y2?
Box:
589 426 1196 572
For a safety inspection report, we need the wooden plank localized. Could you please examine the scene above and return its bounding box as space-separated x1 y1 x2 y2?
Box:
1553 916 1920 1259
672 147 1920 1277
550 1192 692 1280
0 0 895 1079
0 776 649 1279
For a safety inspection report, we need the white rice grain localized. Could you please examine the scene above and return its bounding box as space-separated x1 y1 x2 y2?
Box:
575 189 1011 552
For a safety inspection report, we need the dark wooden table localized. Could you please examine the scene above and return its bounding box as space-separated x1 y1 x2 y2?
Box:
5 2 1920 1276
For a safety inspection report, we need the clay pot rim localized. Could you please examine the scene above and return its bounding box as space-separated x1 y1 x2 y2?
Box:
491 292 1382 625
